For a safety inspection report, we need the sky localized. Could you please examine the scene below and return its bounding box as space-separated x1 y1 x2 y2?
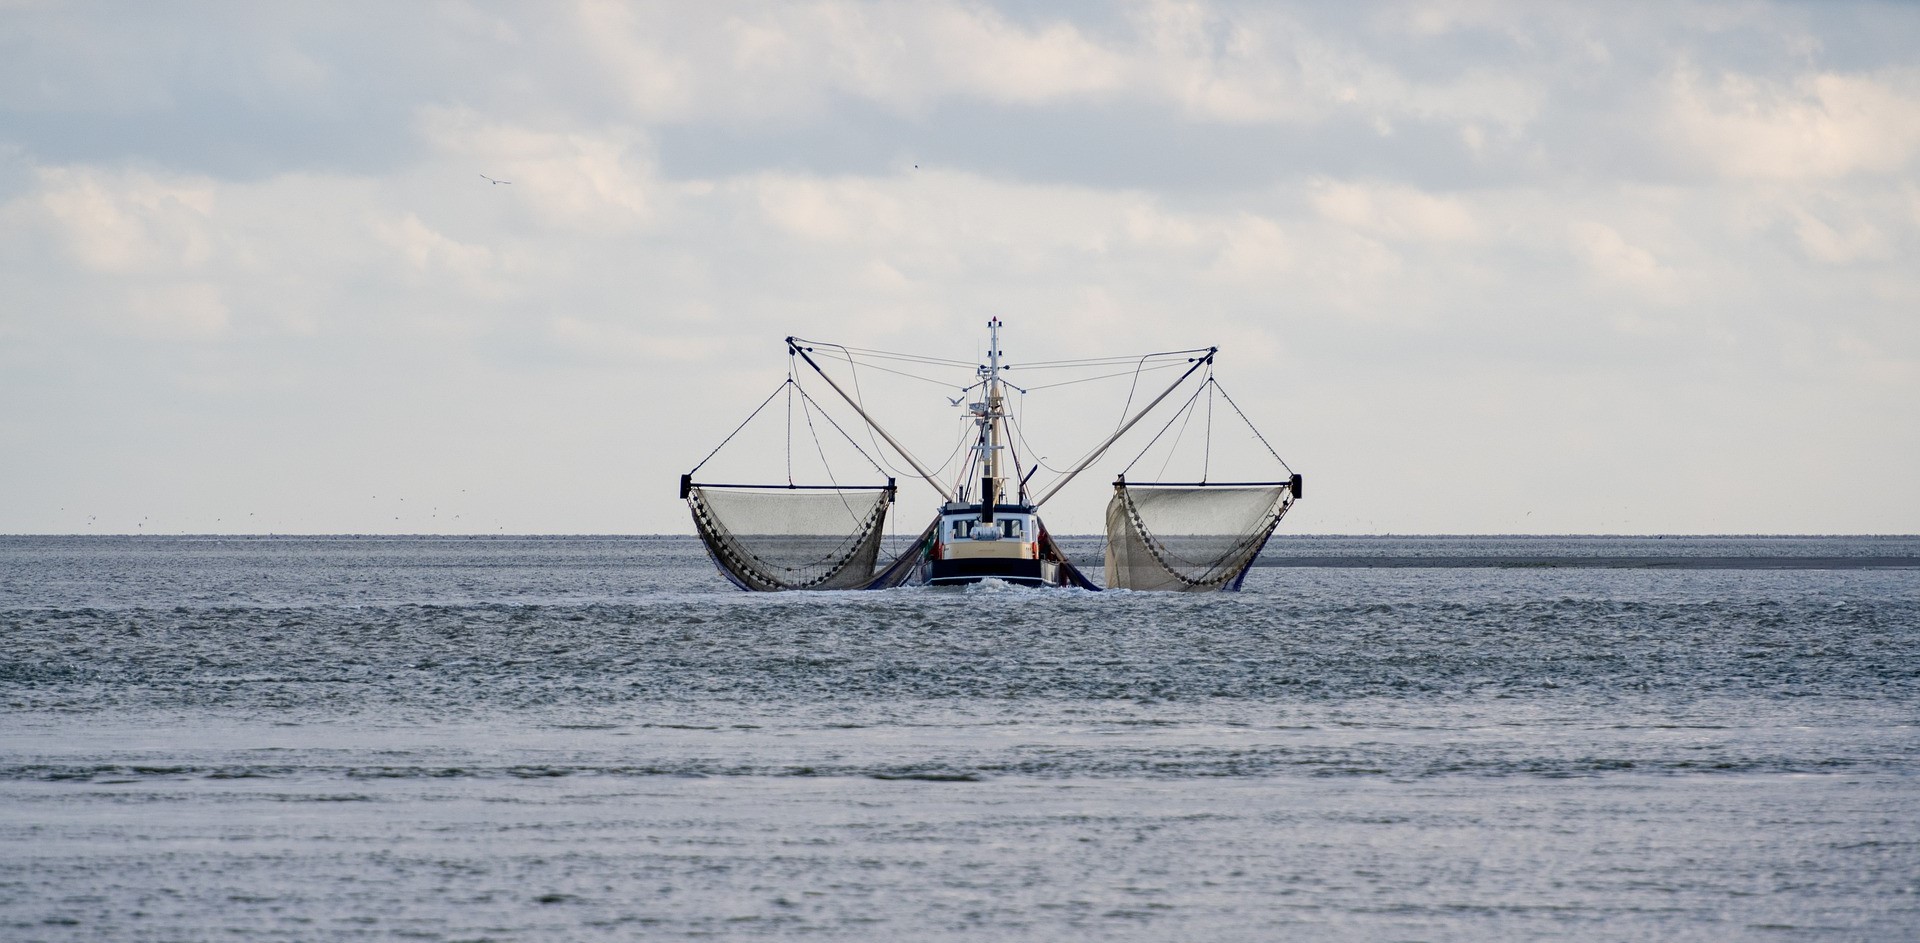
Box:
1 0 1917 535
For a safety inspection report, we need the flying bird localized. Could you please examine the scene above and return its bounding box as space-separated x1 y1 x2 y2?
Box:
480 174 512 185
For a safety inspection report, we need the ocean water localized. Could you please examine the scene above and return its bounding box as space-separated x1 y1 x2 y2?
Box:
2 535 1917 941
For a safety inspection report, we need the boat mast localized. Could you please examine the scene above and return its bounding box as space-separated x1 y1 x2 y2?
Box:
971 317 1011 511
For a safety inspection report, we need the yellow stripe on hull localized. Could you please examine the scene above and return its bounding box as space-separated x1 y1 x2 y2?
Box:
939 541 1037 561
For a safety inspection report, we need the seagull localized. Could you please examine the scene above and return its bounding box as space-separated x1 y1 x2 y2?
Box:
480 174 512 185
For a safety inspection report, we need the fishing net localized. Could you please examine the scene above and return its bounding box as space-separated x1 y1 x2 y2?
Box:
687 485 892 591
1104 483 1293 592
1037 526 1102 591
863 517 938 589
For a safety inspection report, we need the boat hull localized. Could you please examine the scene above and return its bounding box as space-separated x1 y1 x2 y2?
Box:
927 557 1060 587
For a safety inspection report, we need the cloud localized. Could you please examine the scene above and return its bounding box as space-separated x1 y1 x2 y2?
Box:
571 0 1550 134
416 107 659 234
545 315 728 364
1667 67 1920 179
32 166 216 274
374 213 509 301
1568 220 1674 297
1789 206 1890 264
0 1 1916 534
1309 178 1480 243
575 1 1127 122
124 281 229 339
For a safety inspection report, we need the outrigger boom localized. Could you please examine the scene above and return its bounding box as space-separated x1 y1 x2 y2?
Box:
788 337 955 503
1029 347 1215 508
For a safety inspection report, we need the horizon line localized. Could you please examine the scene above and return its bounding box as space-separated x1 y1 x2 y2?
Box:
5 532 1919 540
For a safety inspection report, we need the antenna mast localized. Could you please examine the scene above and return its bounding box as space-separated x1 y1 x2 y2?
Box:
966 318 1012 509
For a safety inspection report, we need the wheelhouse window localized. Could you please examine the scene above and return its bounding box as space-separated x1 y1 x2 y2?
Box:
946 515 1029 541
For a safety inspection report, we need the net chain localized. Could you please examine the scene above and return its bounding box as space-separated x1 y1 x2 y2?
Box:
1118 486 1294 589
688 488 888 590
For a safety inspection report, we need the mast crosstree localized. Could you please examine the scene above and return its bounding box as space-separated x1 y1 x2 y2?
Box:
968 316 1010 510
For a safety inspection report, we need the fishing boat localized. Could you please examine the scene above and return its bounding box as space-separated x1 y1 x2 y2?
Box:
679 319 1301 592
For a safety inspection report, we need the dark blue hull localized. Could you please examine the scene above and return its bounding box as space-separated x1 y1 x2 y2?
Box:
927 557 1052 587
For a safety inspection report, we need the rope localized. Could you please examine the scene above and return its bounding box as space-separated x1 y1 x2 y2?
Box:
1211 380 1292 475
1106 349 1212 442
792 383 888 477
801 339 919 481
797 392 859 526
1008 421 1028 501
1007 348 1212 369
806 349 970 388
1112 353 1153 440
1020 360 1184 391
1119 378 1209 476
799 341 975 368
928 417 975 478
687 379 791 476
1153 387 1200 481
1203 380 1214 484
1008 405 1068 474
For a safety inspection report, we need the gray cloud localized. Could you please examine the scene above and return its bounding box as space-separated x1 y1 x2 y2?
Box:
1 1 1916 535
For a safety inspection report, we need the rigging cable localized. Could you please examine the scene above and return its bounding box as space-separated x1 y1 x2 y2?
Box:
1154 368 1210 481
805 349 972 389
785 367 794 486
1007 423 1028 502
791 382 889 478
796 339 922 483
687 379 792 477
953 419 983 498
827 345 974 368
788 338 975 368
1154 393 1199 481
1204 376 1214 484
1118 376 1212 477
1029 351 1214 493
1211 379 1294 475
927 417 975 478
795 391 861 527
796 370 929 563
1004 356 1191 478
1111 351 1201 446
1007 398 1069 474
1006 347 1212 370
1019 360 1184 391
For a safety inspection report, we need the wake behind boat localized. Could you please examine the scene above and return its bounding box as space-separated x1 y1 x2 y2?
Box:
679 319 1302 591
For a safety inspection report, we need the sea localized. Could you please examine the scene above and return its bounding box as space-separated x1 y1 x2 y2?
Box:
2 534 1917 941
